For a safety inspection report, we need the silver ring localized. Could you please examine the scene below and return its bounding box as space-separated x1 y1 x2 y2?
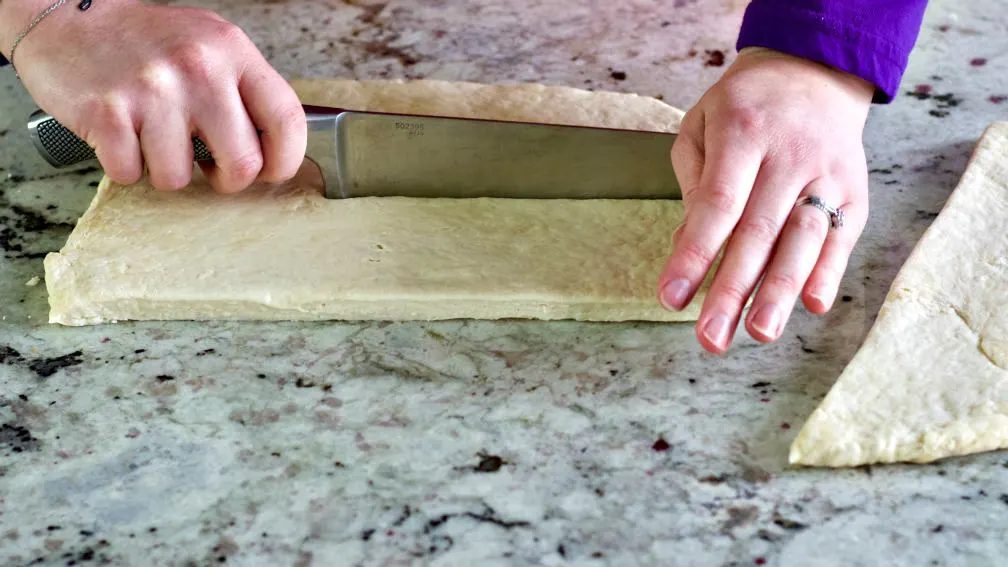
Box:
796 195 845 229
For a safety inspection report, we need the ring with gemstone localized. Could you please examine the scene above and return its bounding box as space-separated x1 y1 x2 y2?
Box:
796 195 844 229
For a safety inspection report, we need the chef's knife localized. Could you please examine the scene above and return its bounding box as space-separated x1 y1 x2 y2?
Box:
26 105 680 200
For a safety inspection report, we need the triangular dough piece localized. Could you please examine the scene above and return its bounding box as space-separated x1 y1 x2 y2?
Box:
790 122 1008 467
44 79 707 325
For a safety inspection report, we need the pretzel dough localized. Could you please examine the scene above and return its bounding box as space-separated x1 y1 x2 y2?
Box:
789 122 1008 467
44 79 708 325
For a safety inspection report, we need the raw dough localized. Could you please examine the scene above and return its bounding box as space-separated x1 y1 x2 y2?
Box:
789 122 1008 467
44 79 709 325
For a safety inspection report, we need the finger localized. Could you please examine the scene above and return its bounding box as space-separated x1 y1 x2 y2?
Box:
84 99 143 185
693 165 810 353
660 111 702 304
671 109 705 204
665 110 702 259
744 179 834 342
803 198 868 313
194 85 264 194
658 124 762 312
94 127 144 186
238 63 307 183
139 106 194 191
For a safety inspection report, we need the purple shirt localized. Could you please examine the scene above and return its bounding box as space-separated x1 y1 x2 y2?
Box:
2 1 928 103
736 0 929 103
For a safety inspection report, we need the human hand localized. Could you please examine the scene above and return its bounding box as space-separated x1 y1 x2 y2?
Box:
658 47 874 354
3 0 306 192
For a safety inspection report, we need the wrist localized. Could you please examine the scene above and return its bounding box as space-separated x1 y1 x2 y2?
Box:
0 0 136 63
1 0 66 58
736 46 875 107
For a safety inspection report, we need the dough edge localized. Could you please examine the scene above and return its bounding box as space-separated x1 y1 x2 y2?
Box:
788 122 1008 468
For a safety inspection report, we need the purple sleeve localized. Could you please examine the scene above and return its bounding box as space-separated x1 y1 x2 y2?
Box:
4 3 930 94
736 0 929 103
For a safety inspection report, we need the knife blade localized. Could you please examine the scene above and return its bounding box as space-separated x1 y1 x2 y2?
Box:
27 105 680 200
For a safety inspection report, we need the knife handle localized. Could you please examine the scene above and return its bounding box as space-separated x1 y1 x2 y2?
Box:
27 110 213 168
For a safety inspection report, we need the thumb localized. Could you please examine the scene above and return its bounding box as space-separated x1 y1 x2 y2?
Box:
657 107 705 306
671 108 705 208
663 108 704 281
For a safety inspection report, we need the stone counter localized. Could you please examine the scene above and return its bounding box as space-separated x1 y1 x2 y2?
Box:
1 1 1007 565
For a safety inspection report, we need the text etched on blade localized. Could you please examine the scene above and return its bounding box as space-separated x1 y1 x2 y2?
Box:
395 122 425 139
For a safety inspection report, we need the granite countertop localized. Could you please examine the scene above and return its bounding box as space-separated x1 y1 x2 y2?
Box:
2 1 1008 565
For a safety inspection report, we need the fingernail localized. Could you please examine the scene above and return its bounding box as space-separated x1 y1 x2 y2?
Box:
809 284 833 308
660 279 691 310
751 305 781 338
702 314 732 347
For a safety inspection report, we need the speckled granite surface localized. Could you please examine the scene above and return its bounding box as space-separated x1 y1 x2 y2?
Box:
2 1 1008 565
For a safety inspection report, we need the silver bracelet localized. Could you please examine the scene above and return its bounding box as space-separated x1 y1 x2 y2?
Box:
8 0 76 78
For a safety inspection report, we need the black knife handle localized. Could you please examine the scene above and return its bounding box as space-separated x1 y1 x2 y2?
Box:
27 110 213 168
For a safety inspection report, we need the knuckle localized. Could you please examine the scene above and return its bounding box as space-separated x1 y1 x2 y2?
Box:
677 239 718 270
826 161 845 180
731 104 764 134
210 20 251 46
82 95 129 128
789 208 829 236
226 151 264 184
736 213 781 246
670 136 700 172
166 21 248 82
274 101 308 134
711 277 751 305
762 272 801 296
699 182 742 215
169 42 218 83
138 61 179 99
77 100 125 149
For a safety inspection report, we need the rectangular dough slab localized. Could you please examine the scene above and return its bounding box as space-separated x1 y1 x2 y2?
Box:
789 122 1008 467
43 79 708 325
